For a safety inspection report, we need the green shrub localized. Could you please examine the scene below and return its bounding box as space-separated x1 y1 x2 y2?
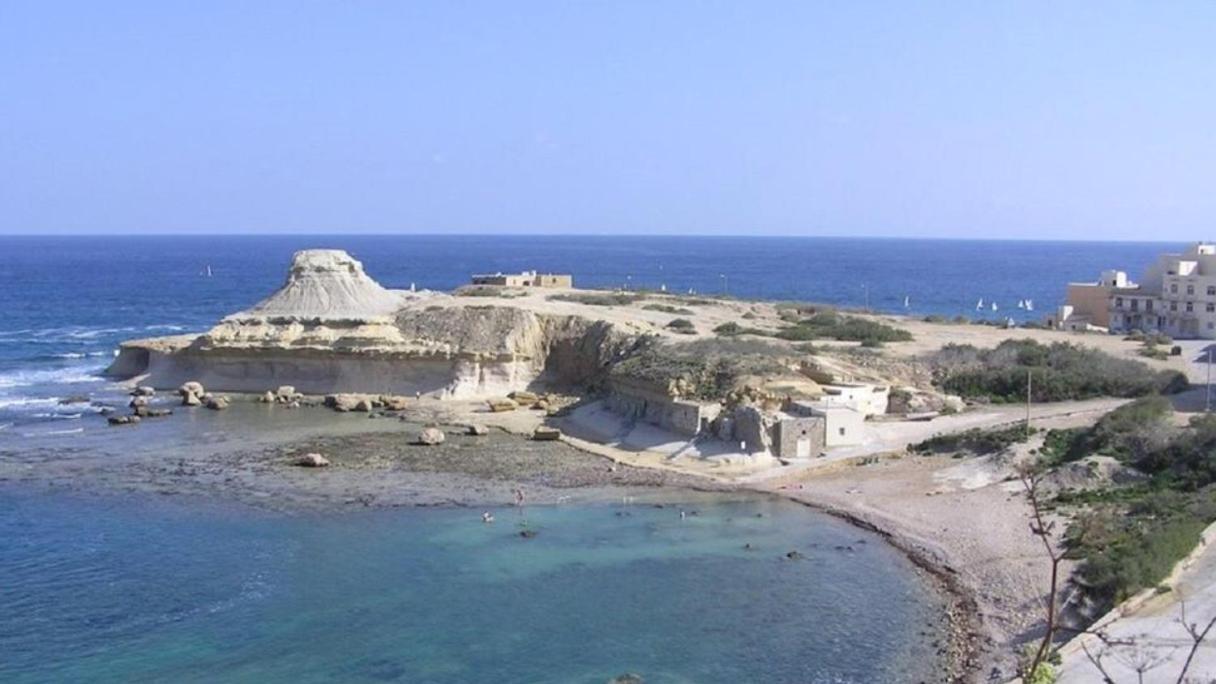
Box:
932 339 1188 402
610 337 791 401
666 318 696 334
713 321 772 337
909 425 1034 456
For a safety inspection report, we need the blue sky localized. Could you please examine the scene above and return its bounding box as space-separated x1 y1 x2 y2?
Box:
1 2 1213 239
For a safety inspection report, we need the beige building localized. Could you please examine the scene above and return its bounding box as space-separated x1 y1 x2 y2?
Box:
1053 243 1216 339
470 270 573 288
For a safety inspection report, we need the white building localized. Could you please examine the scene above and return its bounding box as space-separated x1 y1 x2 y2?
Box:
1053 243 1216 339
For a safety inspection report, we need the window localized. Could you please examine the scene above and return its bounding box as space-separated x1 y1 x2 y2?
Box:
1172 284 1179 294
838 427 845 436
1188 285 1196 295
1115 297 1124 308
1209 303 1215 313
1147 300 1154 311
1187 302 1194 313
1131 300 1139 311
1171 302 1178 311
1208 286 1216 296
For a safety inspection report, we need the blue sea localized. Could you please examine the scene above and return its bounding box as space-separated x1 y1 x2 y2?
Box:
0 235 1181 682
0 234 1180 433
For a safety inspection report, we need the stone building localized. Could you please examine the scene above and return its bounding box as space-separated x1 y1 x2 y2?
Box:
470 270 573 288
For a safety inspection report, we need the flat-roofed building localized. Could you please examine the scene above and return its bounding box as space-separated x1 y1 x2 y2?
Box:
470 270 573 288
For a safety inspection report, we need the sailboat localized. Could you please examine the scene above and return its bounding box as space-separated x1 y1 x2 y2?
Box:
991 301 999 312
976 298 984 311
1025 299 1034 311
204 265 213 277
1017 299 1026 309
903 295 910 308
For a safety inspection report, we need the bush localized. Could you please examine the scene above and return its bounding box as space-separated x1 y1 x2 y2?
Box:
642 303 694 315
666 318 696 334
909 425 1034 456
713 321 772 337
932 339 1188 402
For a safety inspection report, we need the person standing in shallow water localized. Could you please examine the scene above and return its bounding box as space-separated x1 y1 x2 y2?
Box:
513 488 525 507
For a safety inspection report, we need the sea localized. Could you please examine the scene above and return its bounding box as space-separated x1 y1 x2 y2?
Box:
0 234 1179 434
0 235 1182 682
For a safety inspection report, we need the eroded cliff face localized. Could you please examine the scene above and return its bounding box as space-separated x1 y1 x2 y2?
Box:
107 250 642 398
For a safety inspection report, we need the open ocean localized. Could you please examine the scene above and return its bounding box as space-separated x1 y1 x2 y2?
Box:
0 235 1180 432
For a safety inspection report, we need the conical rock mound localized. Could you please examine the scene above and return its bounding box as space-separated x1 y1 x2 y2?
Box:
240 250 404 319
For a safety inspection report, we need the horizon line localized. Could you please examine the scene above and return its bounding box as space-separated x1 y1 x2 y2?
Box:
0 232 1196 245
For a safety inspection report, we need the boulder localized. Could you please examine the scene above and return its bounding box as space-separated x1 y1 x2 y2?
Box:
275 385 296 401
293 452 330 468
417 427 446 445
128 396 149 409
130 385 156 397
353 398 374 412
487 398 518 413
205 396 230 410
59 395 90 405
325 393 361 412
532 426 561 441
182 393 201 407
532 400 549 411
132 405 149 417
178 381 205 398
466 423 489 436
107 415 140 426
509 390 539 404
259 391 276 403
381 395 409 411
145 408 173 418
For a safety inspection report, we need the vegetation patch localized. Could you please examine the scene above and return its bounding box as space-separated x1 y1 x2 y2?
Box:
909 425 1035 456
642 303 694 315
713 321 773 337
930 339 1187 403
773 312 912 344
548 292 646 307
455 286 524 298
1047 401 1216 611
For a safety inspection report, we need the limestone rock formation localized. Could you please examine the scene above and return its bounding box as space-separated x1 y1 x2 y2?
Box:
243 250 404 319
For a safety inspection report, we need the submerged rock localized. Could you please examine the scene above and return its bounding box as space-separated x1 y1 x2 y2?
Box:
608 675 644 684
293 453 330 468
107 415 140 426
182 393 201 407
59 395 90 405
205 396 229 410
130 385 156 397
178 381 205 399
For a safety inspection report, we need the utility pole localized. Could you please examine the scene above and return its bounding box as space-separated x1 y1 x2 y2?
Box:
1207 346 1212 413
1025 369 1033 436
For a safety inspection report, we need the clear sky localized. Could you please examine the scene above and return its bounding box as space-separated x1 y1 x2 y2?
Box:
1 2 1213 239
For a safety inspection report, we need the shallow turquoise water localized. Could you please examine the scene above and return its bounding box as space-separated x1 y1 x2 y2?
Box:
0 490 948 683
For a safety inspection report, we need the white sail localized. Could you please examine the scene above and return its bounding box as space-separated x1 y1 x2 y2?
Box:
991 302 998 311
976 298 984 310
903 295 910 308
1026 299 1034 311
1017 299 1025 309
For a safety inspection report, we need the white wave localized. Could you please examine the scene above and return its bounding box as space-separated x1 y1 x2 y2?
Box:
32 412 82 420
21 427 84 437
0 365 107 389
47 351 111 359
0 397 62 409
